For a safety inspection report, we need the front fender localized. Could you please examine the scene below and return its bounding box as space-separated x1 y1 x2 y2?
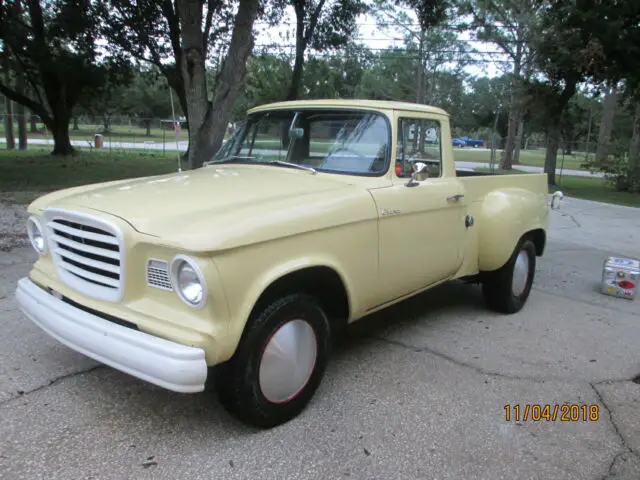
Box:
209 218 379 363
476 188 548 272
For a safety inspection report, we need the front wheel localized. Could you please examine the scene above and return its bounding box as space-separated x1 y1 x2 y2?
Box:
481 237 537 314
216 293 331 428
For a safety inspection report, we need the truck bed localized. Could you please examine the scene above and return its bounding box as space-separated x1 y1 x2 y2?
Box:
456 170 549 203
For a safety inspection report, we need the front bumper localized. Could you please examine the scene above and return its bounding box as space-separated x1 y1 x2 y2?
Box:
15 277 208 393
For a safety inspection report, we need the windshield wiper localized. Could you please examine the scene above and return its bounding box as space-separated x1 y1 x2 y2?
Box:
268 160 317 174
207 157 317 174
206 155 256 166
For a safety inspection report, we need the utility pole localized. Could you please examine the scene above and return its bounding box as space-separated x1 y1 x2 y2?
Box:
489 109 500 171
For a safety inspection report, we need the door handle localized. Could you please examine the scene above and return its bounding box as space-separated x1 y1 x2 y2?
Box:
447 193 464 201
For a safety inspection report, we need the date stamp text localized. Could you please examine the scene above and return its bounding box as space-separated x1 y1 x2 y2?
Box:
504 404 600 422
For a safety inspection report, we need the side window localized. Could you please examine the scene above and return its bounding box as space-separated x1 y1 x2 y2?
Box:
396 117 442 178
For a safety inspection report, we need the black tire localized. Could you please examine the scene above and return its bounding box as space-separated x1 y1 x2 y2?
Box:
216 293 331 429
481 237 536 314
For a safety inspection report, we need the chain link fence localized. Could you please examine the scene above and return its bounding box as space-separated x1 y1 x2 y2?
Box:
0 114 201 155
1 113 603 174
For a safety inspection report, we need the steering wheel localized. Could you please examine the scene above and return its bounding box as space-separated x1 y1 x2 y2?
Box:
326 147 368 161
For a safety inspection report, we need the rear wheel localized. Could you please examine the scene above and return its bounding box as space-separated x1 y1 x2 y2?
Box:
482 237 536 314
216 293 331 428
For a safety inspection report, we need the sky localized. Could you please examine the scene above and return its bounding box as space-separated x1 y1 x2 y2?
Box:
253 5 510 80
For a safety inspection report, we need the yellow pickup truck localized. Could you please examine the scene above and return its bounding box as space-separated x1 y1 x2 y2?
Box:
16 100 552 428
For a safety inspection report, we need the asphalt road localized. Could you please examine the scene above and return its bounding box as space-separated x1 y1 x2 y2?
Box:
0 197 639 480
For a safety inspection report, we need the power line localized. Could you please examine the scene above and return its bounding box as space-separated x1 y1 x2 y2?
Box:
250 52 516 65
252 44 512 57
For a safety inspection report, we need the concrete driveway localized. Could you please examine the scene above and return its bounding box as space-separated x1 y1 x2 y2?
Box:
1 197 639 480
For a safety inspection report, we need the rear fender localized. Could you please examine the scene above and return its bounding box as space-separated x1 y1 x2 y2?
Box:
476 188 548 272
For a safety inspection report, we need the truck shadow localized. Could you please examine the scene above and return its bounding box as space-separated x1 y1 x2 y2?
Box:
63 280 487 438
336 279 486 349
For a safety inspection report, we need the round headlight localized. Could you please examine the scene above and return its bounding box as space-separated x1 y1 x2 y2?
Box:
27 216 46 254
171 256 206 307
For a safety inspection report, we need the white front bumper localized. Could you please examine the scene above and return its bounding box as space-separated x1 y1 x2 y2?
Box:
15 277 208 393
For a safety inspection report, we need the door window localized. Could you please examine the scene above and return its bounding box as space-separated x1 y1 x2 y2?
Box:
396 118 442 179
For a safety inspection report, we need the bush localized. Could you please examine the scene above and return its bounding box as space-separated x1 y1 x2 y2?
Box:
582 151 640 193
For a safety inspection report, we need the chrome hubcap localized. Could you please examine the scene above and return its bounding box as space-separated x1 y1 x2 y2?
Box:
258 319 318 404
512 250 530 297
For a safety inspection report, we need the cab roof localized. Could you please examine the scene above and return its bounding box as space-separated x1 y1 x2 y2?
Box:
247 99 449 117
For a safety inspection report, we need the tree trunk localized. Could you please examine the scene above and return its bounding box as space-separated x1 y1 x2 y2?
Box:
500 38 523 170
16 100 27 150
3 95 16 150
285 0 327 101
49 118 74 155
413 28 426 153
628 102 640 192
3 46 16 150
177 0 210 170
513 114 525 164
177 0 259 170
501 95 519 169
595 86 618 167
564 140 573 156
544 80 578 186
544 120 561 186
286 27 306 101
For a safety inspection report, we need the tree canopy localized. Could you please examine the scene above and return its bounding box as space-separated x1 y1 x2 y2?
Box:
0 0 639 192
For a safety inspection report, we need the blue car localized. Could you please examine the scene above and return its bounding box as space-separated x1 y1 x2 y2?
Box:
453 136 485 148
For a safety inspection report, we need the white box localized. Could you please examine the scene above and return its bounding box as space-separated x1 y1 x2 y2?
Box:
601 257 640 300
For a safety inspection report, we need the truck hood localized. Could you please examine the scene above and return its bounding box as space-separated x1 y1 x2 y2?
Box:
49 165 369 248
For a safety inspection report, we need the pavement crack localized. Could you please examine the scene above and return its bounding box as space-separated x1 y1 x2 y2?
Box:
590 383 634 454
590 383 639 480
1 365 104 405
557 211 582 227
370 335 550 383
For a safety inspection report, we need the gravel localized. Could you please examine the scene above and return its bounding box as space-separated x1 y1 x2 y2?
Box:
0 198 31 252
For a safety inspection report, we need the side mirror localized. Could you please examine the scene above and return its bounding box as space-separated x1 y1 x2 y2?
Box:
405 161 428 187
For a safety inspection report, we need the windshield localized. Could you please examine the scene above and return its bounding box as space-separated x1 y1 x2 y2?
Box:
210 109 390 176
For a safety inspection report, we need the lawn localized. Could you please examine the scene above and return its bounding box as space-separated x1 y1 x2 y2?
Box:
0 149 177 203
2 149 638 208
553 175 640 208
475 168 640 208
453 147 588 171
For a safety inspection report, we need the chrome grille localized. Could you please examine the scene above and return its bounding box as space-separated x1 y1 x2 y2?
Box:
45 209 124 302
147 259 173 291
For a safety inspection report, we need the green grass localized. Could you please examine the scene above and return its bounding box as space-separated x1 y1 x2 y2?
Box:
453 148 588 171
554 176 640 208
0 149 177 203
475 167 640 208
474 168 527 175
2 148 637 208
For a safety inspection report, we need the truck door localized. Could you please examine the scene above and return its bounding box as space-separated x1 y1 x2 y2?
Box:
369 115 468 305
